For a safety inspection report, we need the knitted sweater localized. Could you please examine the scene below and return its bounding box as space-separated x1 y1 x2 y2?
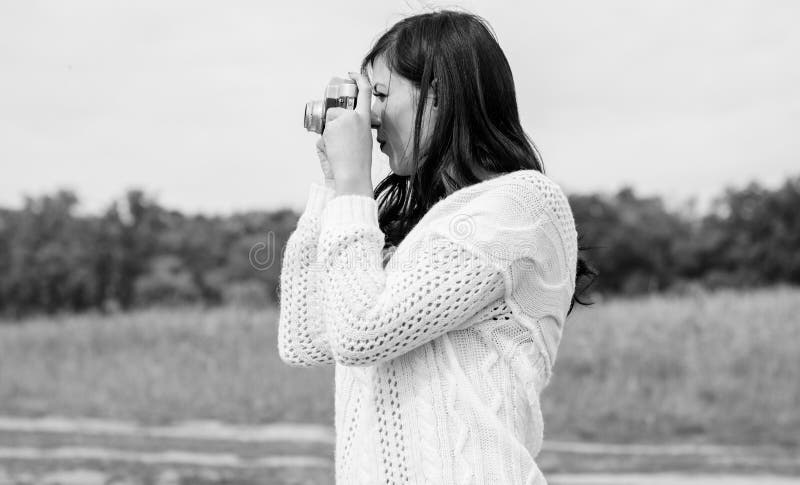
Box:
278 169 578 484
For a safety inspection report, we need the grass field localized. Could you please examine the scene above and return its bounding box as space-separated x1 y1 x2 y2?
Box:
544 286 800 447
1 286 798 448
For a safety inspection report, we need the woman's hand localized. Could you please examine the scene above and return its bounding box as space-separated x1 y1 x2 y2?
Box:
322 72 374 197
315 137 335 182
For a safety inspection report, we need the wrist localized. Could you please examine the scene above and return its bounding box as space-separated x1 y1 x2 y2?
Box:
335 174 373 198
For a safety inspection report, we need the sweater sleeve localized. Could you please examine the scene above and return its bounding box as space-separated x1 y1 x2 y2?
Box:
316 194 506 367
277 180 337 367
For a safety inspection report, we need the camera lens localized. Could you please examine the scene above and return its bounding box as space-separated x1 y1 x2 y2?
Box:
304 100 324 134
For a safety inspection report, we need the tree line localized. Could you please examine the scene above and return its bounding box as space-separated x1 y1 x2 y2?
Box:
0 175 798 319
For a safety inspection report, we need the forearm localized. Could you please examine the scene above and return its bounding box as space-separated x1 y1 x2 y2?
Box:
276 182 337 367
316 195 505 367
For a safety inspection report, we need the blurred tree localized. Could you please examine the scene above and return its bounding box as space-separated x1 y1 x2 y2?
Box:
0 191 97 315
134 254 202 305
0 175 797 318
569 186 692 295
699 176 800 287
106 190 166 309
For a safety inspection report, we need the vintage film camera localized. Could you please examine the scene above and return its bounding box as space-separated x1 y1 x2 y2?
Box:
303 77 358 134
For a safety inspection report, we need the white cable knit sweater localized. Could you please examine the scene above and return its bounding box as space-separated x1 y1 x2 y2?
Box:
278 169 578 484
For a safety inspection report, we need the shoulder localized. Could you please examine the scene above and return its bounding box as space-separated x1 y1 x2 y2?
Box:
422 170 576 264
465 169 574 224
508 170 574 228
477 170 578 281
501 170 578 254
498 169 569 202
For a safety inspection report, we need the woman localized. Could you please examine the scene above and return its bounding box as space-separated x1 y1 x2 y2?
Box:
278 10 595 484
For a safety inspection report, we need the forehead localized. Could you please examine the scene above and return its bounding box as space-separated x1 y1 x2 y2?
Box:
367 56 391 86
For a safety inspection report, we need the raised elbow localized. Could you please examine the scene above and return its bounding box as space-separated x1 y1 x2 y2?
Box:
329 336 382 367
278 343 311 368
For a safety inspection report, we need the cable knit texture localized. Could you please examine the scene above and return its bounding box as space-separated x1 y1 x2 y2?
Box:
278 169 578 484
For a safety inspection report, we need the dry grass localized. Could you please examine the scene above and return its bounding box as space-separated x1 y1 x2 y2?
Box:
543 285 800 447
0 306 334 425
1 286 798 446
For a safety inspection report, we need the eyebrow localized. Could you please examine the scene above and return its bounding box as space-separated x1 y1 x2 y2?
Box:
373 83 388 90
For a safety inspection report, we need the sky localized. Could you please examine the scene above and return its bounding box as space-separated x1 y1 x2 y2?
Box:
1 0 798 216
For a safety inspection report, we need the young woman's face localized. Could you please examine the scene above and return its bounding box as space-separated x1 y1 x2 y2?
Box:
368 55 437 176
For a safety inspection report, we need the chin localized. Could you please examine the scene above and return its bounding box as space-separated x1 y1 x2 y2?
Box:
391 167 412 176
388 159 402 175
389 157 413 176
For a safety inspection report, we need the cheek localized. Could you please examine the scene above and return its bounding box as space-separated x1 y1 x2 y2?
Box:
382 105 399 142
387 107 416 158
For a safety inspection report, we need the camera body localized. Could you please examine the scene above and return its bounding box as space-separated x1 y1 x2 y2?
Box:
304 77 358 134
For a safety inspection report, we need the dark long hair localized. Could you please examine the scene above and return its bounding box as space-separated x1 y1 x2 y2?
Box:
361 10 597 314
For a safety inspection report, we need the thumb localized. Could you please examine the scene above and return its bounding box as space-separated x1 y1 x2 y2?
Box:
349 71 372 118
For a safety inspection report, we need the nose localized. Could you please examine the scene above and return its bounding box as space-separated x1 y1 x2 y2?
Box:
370 96 381 129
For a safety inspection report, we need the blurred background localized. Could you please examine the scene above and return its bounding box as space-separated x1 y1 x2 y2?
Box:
1 1 798 484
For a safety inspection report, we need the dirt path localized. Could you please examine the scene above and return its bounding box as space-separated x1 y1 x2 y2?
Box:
0 415 797 484
549 474 800 484
0 416 334 444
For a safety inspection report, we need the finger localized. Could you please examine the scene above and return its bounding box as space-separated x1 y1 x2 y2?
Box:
316 136 325 151
325 107 346 124
349 71 372 117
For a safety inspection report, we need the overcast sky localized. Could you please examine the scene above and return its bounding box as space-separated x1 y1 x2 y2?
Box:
1 0 797 215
